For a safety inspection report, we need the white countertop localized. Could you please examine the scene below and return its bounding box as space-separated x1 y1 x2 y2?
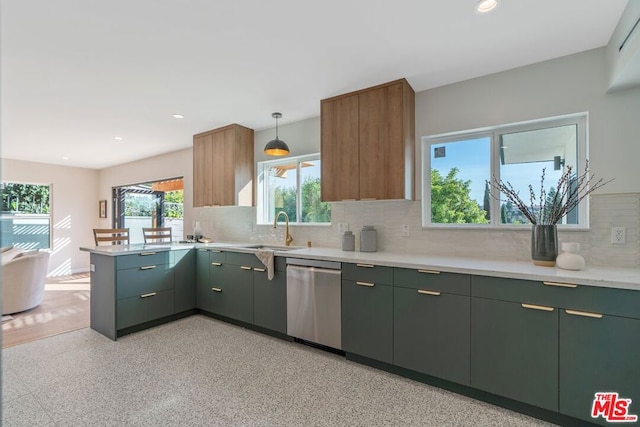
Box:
281 247 640 291
80 243 640 291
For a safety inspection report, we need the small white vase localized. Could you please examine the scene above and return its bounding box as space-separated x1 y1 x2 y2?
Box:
556 242 585 271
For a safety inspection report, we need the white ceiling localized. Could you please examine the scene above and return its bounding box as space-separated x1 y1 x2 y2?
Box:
0 0 629 170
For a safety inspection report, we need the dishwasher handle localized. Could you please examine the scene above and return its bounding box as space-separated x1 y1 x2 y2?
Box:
286 264 342 275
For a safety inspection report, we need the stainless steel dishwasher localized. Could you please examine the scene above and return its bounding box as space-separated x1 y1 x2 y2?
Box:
286 258 342 350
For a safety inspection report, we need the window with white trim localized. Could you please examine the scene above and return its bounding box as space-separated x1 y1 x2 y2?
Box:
0 182 52 249
257 154 331 225
422 113 588 228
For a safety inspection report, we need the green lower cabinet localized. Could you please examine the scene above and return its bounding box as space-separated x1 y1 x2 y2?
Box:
172 249 196 313
253 257 287 334
342 279 393 363
560 311 640 426
394 286 470 385
209 264 254 324
471 297 558 411
117 289 174 329
196 249 212 311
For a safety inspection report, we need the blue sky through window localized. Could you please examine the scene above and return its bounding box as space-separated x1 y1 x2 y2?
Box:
431 137 564 205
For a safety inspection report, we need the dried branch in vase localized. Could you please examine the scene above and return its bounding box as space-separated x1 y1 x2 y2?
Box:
488 161 613 225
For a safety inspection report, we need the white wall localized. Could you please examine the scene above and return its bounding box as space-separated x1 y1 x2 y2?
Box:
97 147 193 238
416 47 640 197
6 46 638 273
254 116 320 163
1 158 99 275
606 0 640 91
193 47 640 267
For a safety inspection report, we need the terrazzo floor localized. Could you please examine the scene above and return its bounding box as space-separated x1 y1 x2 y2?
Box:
2 315 556 426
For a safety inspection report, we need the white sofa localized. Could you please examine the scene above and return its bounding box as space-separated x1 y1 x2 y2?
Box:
1 247 51 315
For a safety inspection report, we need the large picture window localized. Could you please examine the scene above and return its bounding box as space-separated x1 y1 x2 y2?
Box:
0 182 52 249
422 113 587 228
257 154 331 225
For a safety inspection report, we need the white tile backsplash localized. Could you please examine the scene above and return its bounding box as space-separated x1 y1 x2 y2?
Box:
193 193 640 268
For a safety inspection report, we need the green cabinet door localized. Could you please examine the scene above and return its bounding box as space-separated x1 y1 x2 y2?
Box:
196 249 213 311
560 310 640 426
471 297 559 411
394 286 470 385
253 257 287 334
342 279 393 363
211 263 254 324
172 249 196 313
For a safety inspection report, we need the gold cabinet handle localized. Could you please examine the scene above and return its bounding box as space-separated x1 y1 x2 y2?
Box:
140 292 156 298
356 281 375 287
211 287 222 292
417 289 441 296
254 268 266 272
418 269 440 274
356 263 375 268
139 265 156 270
543 281 577 288
240 266 252 270
565 309 603 319
211 262 222 266
140 252 156 256
521 303 554 312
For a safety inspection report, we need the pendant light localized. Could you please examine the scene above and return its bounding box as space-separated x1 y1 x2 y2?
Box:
264 112 290 156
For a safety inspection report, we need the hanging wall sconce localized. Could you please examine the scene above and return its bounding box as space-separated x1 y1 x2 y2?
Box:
264 112 290 156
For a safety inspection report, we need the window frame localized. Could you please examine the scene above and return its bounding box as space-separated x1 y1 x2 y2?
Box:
0 181 53 249
256 153 330 226
421 113 588 229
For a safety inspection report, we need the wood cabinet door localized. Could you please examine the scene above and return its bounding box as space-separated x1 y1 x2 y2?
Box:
210 128 235 206
358 82 405 200
560 311 640 426
471 297 559 411
193 133 213 207
321 95 360 201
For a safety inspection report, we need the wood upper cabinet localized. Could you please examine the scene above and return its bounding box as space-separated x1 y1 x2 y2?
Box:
193 124 254 207
321 78 415 202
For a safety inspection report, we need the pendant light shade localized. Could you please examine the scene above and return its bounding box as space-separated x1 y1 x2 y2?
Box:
264 112 290 156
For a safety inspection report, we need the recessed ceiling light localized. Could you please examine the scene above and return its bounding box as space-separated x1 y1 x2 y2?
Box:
475 0 499 14
62 156 70 160
114 136 123 141
172 114 184 119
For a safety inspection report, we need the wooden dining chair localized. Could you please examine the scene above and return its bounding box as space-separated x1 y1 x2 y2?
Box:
142 227 172 244
93 228 130 246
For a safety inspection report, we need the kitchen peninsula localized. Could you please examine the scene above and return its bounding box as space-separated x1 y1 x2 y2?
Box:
82 242 640 427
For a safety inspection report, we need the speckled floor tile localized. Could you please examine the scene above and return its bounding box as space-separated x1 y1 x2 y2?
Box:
2 315 557 426
2 393 56 426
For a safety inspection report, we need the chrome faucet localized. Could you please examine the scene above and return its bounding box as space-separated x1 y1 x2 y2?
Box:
273 211 293 246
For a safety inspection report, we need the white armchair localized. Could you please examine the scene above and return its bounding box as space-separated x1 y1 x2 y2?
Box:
1 248 51 315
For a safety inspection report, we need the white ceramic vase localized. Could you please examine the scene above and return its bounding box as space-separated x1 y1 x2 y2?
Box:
556 242 585 271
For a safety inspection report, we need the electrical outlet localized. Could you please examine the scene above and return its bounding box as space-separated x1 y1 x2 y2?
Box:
338 223 349 234
402 224 410 237
611 227 626 245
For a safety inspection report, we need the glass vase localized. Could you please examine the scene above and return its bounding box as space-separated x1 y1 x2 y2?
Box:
531 224 558 267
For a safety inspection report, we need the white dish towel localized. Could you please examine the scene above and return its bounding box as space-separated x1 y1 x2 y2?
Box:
255 249 275 280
